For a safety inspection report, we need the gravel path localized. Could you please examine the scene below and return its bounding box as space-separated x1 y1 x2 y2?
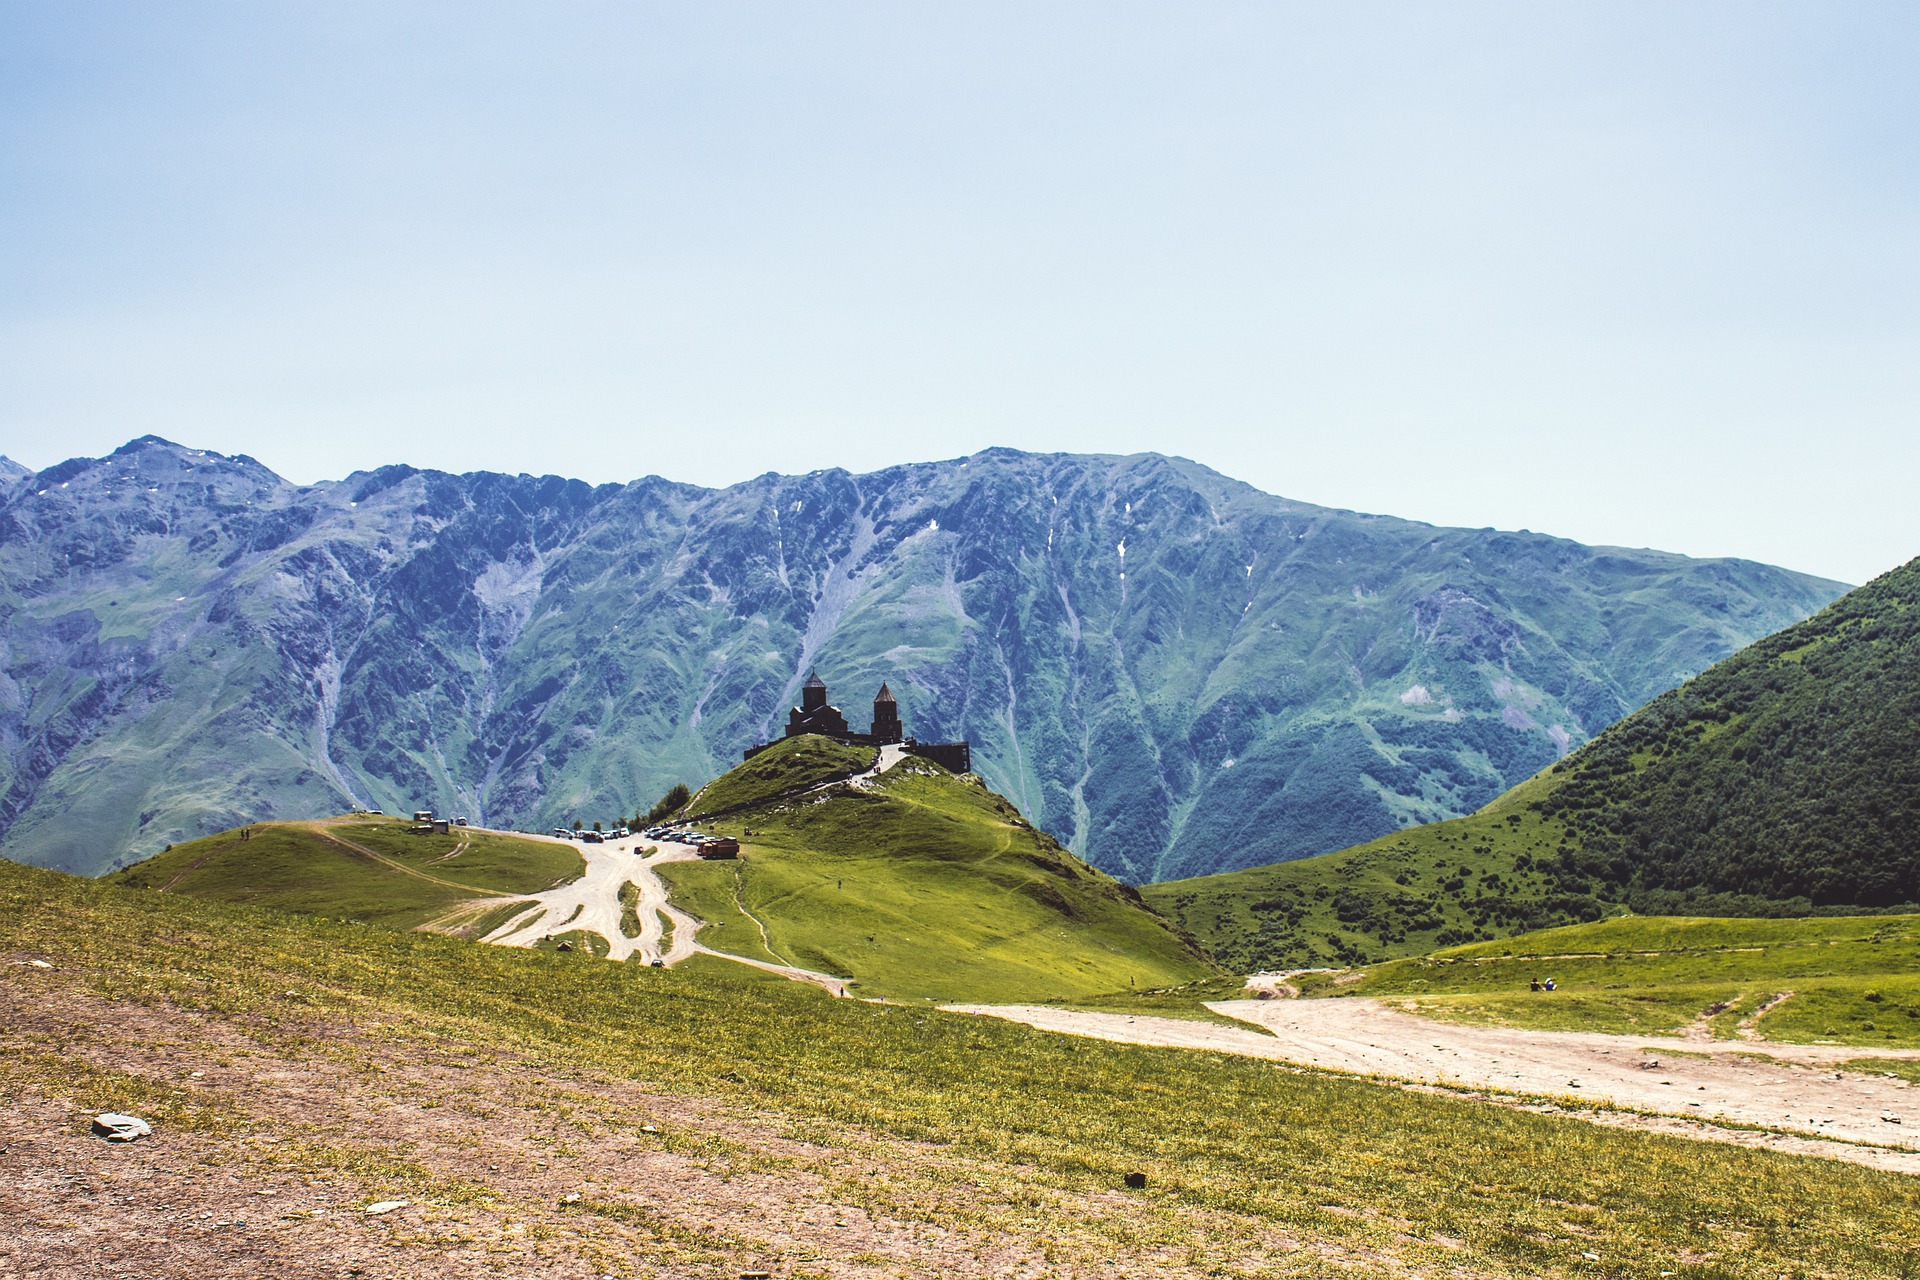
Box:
483 746 892 987
476 830 849 990
945 997 1920 1173
483 833 702 963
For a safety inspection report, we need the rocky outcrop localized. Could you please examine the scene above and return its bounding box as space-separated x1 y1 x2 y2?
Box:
0 437 1846 881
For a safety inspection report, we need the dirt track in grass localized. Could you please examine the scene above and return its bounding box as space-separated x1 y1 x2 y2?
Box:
480 831 706 964
945 997 1920 1174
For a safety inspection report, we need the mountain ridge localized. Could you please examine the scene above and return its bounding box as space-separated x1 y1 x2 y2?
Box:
0 434 1846 880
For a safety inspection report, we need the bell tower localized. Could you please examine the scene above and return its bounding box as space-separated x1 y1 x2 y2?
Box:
870 683 903 744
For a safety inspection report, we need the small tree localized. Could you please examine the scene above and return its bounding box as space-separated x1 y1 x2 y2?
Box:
593 820 603 832
646 783 692 823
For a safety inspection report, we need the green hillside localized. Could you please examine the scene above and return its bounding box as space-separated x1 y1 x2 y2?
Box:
683 735 876 815
658 735 1216 1002
9 859 1920 1277
1145 771 1585 970
1292 913 1920 1049
1149 555 1920 970
110 816 582 931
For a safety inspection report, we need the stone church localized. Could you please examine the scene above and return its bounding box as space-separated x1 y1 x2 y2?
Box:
744 672 970 774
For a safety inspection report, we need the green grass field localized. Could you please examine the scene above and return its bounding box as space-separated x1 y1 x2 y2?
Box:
673 737 1216 1002
1030 975 1273 1030
6 858 1919 1277
653 858 782 964
1295 913 1920 1046
1145 771 1607 971
109 817 584 930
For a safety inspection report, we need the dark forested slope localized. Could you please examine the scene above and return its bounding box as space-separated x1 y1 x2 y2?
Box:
1537 554 1920 909
1151 557 1920 970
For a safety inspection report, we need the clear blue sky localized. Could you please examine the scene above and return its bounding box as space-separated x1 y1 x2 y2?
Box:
3 3 1916 584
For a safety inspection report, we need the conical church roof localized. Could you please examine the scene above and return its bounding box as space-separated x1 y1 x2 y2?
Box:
803 670 826 689
874 682 896 702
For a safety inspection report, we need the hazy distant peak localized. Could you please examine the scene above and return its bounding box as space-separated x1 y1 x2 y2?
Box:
0 456 28 483
110 433 188 456
11 435 289 493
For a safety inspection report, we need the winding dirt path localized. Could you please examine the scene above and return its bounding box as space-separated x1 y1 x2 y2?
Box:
945 997 1920 1174
471 830 846 991
483 833 703 963
476 746 897 988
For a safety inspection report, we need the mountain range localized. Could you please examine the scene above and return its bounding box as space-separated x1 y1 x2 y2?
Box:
0 435 1846 880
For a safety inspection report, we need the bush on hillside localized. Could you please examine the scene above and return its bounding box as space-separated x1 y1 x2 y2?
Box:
646 783 691 823
1536 557 1920 908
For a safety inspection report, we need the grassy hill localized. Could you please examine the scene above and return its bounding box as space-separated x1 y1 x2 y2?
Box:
658 735 1216 1002
682 735 876 815
8 858 1920 1277
1146 772 1579 970
110 815 582 932
1149 555 1920 970
97 744 1207 1005
1291 912 1920 1051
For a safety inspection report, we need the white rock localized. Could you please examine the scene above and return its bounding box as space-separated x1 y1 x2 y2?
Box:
363 1200 409 1216
91 1113 152 1142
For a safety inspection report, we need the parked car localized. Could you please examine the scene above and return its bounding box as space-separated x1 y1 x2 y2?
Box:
550 827 572 838
581 831 604 844
453 816 468 827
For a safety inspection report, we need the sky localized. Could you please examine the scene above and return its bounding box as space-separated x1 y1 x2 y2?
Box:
2 3 1916 585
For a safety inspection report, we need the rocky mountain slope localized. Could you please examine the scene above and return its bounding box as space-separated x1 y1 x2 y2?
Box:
1149 557 1920 970
0 436 1845 879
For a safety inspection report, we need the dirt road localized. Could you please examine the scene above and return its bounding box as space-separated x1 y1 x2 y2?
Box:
475 832 849 991
483 833 702 964
482 744 904 983
946 998 1920 1173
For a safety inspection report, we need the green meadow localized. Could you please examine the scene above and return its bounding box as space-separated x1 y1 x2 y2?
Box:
6 858 1919 1277
110 817 582 930
685 735 876 815
1297 913 1920 1046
